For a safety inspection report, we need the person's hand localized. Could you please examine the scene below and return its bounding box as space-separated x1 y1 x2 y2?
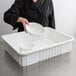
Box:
32 0 38 3
17 17 29 31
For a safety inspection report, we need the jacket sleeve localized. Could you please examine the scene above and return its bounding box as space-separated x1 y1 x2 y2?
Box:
3 0 21 30
49 0 55 29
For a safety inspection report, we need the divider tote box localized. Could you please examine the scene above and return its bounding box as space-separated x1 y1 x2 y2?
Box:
2 27 74 66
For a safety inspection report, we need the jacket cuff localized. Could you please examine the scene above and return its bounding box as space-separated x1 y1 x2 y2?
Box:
10 15 19 30
11 15 19 25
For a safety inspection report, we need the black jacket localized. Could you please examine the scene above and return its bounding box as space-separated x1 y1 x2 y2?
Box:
4 0 55 32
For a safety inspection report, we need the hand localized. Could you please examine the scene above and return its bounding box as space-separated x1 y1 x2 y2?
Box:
32 0 38 3
17 17 29 31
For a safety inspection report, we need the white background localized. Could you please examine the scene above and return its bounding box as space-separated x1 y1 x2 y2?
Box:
0 0 76 40
53 0 76 37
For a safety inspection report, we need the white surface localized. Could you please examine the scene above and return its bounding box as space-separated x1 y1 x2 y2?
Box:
26 22 44 36
53 0 76 36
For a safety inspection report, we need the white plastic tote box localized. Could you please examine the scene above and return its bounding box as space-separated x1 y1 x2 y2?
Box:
2 27 74 66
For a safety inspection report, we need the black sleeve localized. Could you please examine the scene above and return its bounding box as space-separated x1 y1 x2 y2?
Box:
49 0 55 29
3 0 21 29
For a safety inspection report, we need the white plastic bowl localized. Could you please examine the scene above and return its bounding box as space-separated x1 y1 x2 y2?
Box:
26 22 45 36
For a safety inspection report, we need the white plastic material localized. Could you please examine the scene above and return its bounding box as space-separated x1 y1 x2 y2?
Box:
26 22 44 36
2 27 74 66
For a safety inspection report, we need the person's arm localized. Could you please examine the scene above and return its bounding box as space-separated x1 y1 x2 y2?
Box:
4 0 29 31
49 0 55 29
4 0 21 29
